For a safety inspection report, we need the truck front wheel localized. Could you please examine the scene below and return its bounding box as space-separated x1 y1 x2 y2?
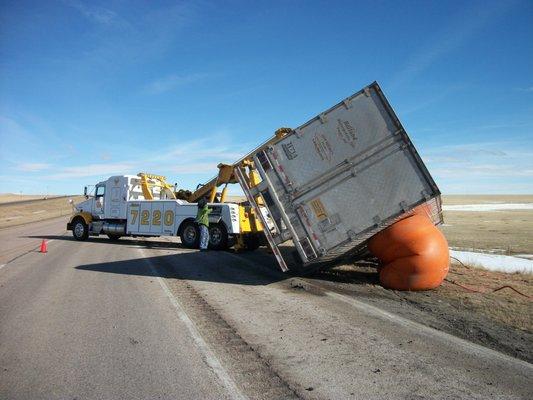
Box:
72 218 89 241
180 221 199 248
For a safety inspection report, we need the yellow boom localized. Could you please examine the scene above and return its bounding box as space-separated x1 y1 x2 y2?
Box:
138 172 177 200
182 128 291 251
187 127 291 204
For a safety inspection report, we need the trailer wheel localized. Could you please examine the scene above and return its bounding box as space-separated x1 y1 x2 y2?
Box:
180 221 199 248
208 224 228 250
72 218 89 241
107 234 121 241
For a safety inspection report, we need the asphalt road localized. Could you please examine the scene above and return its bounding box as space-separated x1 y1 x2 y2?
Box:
0 218 233 400
1 217 532 399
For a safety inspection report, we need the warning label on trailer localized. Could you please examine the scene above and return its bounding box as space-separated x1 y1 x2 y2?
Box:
310 198 328 221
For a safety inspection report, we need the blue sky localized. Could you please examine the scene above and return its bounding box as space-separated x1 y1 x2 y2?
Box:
1 0 532 195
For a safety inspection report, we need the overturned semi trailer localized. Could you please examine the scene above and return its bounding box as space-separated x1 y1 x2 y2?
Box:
235 82 449 290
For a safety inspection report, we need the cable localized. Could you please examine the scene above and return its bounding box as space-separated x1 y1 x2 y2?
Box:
491 285 532 299
444 279 531 299
450 256 470 269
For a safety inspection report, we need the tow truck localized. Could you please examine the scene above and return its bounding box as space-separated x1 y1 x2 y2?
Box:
67 172 264 250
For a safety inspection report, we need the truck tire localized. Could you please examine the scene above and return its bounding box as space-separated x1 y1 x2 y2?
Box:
180 221 199 249
72 218 89 241
208 223 228 250
107 234 121 241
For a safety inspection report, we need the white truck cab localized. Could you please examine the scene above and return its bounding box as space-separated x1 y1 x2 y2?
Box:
75 175 172 220
68 175 243 250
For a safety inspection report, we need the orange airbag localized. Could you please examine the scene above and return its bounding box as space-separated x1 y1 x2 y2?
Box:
368 214 449 291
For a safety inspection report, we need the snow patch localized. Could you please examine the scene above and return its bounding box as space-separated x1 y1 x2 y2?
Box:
450 250 533 274
443 203 533 212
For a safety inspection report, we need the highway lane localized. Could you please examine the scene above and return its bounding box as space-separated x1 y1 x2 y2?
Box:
0 216 69 265
0 224 234 400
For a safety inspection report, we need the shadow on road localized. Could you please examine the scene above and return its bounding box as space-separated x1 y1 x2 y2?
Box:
74 245 380 287
25 234 181 249
27 234 380 287
75 250 287 286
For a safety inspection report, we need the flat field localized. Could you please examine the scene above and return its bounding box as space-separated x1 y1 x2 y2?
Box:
440 195 533 255
0 193 50 204
0 195 85 228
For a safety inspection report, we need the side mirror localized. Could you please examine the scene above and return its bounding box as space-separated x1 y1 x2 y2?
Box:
83 186 87 196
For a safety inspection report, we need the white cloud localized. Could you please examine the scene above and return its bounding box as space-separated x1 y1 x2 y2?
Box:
0 115 28 137
170 162 221 174
17 163 51 172
391 2 515 88
63 0 120 25
433 165 533 178
144 73 209 94
42 134 252 184
421 140 533 193
47 162 137 180
58 1 197 73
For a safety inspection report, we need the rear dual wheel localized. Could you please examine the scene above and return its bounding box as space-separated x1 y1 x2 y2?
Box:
208 224 228 250
179 221 229 250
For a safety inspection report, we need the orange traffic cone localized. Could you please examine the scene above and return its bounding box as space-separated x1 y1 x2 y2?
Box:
40 240 47 253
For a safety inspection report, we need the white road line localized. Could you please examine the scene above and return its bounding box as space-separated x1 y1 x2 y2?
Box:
139 248 247 400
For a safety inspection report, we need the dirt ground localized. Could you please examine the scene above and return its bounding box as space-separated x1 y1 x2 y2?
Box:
0 196 85 228
314 260 532 360
307 195 533 363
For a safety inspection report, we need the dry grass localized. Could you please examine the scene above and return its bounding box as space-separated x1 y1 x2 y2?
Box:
0 196 85 228
436 196 533 341
440 195 533 255
442 261 532 331
0 193 51 204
